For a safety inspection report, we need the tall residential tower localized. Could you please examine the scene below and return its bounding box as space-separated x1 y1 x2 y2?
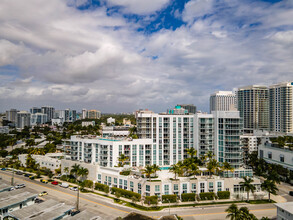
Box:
210 91 236 112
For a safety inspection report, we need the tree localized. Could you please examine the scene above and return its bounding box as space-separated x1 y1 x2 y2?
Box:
187 147 197 160
225 203 240 220
64 167 69 181
152 164 160 177
70 164 81 179
239 177 256 202
239 207 257 220
189 163 201 178
206 159 220 177
169 164 181 180
261 179 278 202
77 167 89 182
143 165 154 181
118 154 129 167
222 161 234 173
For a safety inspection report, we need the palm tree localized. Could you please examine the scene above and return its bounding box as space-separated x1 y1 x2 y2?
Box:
206 151 214 161
78 167 89 182
152 164 160 177
239 177 256 202
187 147 197 160
143 165 154 181
239 207 257 220
169 164 181 180
225 203 240 220
64 167 69 181
118 154 129 167
189 163 201 179
261 179 278 202
70 164 81 179
206 159 220 177
222 161 234 173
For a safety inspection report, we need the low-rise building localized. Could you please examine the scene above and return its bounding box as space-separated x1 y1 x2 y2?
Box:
0 126 9 134
258 138 293 171
102 126 130 137
0 189 37 219
7 199 74 220
107 117 115 124
275 202 293 220
82 121 95 127
18 153 63 172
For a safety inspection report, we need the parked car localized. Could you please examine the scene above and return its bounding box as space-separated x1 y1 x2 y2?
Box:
29 175 35 180
16 171 23 175
35 198 44 203
9 187 15 191
289 191 293 196
24 173 31 177
39 191 48 196
15 184 26 189
70 209 80 216
51 181 59 185
40 179 48 184
60 182 69 188
70 187 78 191
1 168 6 171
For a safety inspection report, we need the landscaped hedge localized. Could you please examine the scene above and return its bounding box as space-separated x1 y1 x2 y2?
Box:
181 193 196 202
199 192 215 200
162 195 177 203
111 187 141 200
144 195 158 205
217 191 230 199
95 182 109 193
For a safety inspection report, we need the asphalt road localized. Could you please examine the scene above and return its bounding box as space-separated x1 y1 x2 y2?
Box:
0 170 278 220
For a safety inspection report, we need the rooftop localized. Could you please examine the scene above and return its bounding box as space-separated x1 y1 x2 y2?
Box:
275 202 293 214
0 189 37 209
70 210 101 220
9 199 74 220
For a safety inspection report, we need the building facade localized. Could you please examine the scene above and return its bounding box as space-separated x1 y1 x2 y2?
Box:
237 85 269 133
30 113 48 126
41 106 55 122
16 111 31 129
269 81 293 134
177 104 197 114
5 109 18 125
210 91 236 112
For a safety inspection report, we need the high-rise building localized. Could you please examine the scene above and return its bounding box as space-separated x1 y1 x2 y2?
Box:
237 85 269 133
269 81 293 133
82 109 87 119
41 106 55 122
59 109 77 122
86 110 101 119
30 107 42 114
195 111 243 168
210 91 236 112
30 113 48 126
6 109 18 124
16 111 31 128
177 104 197 114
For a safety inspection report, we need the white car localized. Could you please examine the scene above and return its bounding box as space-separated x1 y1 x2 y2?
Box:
15 184 26 189
70 187 78 191
59 182 69 188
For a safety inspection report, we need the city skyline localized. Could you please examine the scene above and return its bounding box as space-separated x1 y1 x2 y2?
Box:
0 0 293 113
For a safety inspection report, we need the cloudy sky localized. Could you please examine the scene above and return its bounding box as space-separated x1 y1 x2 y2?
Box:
0 0 292 113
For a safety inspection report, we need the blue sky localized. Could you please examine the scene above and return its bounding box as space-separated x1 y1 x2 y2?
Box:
0 0 292 113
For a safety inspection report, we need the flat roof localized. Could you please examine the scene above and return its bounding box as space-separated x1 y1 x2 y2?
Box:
275 202 293 214
0 189 37 209
9 199 74 220
0 182 11 192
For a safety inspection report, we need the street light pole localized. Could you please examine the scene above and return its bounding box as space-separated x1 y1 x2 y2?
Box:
76 185 80 211
11 145 14 186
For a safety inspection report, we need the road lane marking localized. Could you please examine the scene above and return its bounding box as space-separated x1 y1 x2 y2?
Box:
1 172 129 214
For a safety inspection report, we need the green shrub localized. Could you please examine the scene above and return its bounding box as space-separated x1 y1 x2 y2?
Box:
83 180 93 188
199 192 215 200
217 191 230 199
119 170 131 176
95 182 109 193
144 195 158 205
181 193 196 202
111 187 141 200
162 195 177 203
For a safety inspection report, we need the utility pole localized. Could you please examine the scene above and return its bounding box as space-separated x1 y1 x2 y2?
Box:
11 145 15 186
76 185 80 211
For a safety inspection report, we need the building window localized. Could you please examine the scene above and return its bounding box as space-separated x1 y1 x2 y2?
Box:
209 182 214 192
182 183 187 194
280 155 285 163
268 152 272 159
217 182 222 192
174 184 178 191
146 185 150 192
114 178 117 184
191 183 196 193
200 183 205 193
98 174 101 180
155 185 160 192
164 185 169 195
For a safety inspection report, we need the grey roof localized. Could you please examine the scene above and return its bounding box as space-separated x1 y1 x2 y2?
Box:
0 182 11 192
69 210 101 220
0 189 37 209
9 199 74 220
275 202 293 214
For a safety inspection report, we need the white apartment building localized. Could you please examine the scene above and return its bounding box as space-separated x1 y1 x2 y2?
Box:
269 81 293 134
237 85 269 132
18 153 64 172
16 111 31 129
30 113 48 126
258 138 293 171
210 91 236 112
107 117 115 124
275 202 293 220
102 126 130 137
65 135 153 167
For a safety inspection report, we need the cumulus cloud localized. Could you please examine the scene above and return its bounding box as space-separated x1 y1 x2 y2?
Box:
0 0 293 113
